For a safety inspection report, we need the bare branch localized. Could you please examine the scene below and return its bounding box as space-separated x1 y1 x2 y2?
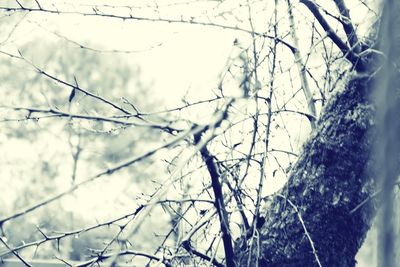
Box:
286 0 317 129
0 126 198 225
0 5 297 54
333 0 360 53
193 132 235 267
276 194 323 267
34 65 133 115
182 240 224 267
0 236 32 267
74 250 171 267
0 105 181 134
300 0 365 71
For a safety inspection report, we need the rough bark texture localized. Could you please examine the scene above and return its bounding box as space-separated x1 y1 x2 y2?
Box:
236 76 377 266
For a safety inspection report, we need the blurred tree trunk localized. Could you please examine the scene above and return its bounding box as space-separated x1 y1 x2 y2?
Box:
236 1 400 266
374 0 400 266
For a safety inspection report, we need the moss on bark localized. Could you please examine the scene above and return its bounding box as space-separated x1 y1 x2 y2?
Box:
236 77 377 266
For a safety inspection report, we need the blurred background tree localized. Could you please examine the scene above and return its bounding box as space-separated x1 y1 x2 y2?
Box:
0 39 167 262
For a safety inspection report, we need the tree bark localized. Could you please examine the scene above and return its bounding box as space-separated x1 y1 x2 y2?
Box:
243 76 376 266
233 1 400 265
235 75 377 266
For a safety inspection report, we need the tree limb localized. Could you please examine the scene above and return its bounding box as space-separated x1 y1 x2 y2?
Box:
300 0 365 72
194 132 236 267
333 0 360 53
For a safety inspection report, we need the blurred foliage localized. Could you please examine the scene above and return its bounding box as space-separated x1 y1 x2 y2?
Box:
0 39 166 261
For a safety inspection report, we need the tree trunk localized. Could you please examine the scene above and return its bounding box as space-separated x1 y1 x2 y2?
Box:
234 1 400 265
237 75 377 266
235 75 378 266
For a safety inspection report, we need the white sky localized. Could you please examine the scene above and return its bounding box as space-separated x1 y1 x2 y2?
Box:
2 0 243 106
0 0 323 213
0 6 241 218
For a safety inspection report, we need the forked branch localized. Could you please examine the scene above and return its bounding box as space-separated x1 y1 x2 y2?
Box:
300 0 365 71
194 132 236 267
333 0 360 53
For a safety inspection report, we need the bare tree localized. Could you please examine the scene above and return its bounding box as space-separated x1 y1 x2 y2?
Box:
0 0 398 266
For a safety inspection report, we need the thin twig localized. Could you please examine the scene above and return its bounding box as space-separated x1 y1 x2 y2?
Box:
276 194 323 267
193 107 236 267
0 5 297 53
0 236 32 267
0 126 198 225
